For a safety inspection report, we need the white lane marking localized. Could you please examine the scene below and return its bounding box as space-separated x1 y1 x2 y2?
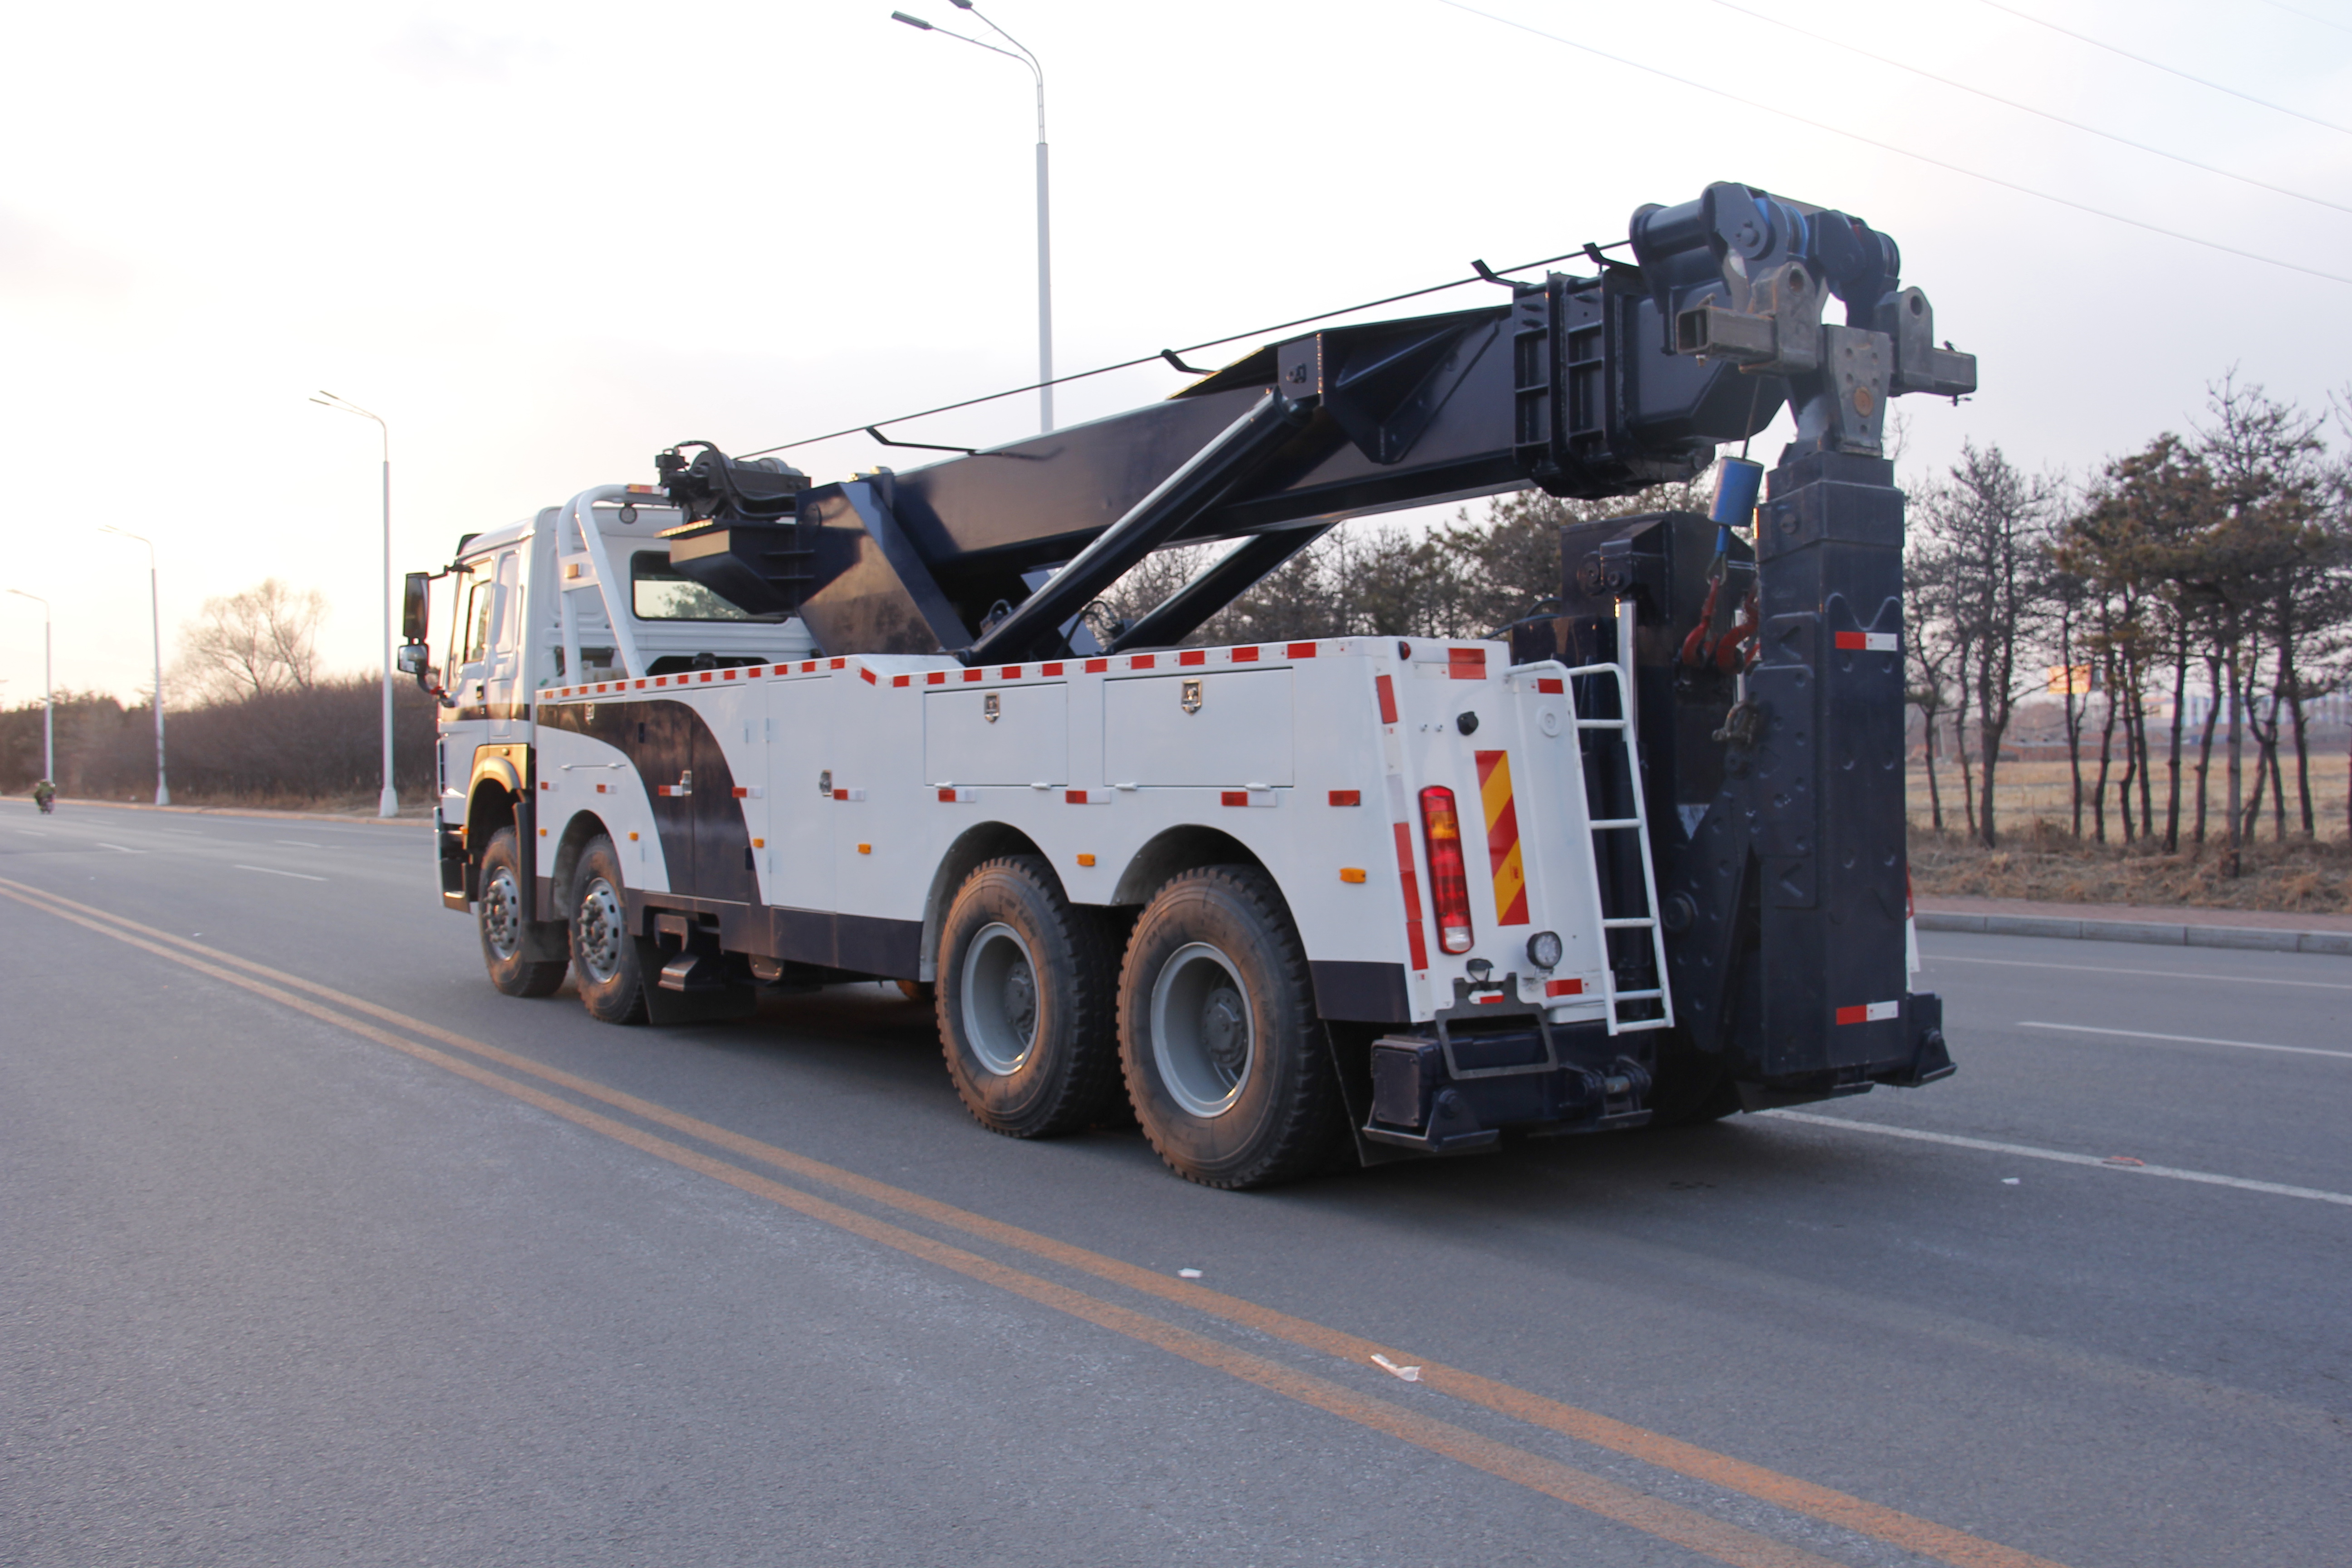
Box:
94 843 144 854
1759 1110 2352 1207
16 828 51 837
1928 952 2352 992
2017 1020 2352 1063
233 863 328 882
274 839 321 848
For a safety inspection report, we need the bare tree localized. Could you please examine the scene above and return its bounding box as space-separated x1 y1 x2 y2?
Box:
1904 532 1963 834
1916 444 2061 848
2193 376 2330 871
175 579 328 704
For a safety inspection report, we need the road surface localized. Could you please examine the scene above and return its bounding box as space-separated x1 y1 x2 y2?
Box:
3 798 2345 1567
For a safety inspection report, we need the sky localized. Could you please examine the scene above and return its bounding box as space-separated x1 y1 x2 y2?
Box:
3 0 2348 709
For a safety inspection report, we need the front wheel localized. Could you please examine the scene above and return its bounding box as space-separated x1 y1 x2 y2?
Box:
1118 867 1341 1189
479 826 567 997
569 835 648 1024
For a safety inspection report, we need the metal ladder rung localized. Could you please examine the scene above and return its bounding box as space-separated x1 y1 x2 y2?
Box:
1575 718 1627 730
1588 818 1641 830
1601 917 1656 930
1612 988 1664 1001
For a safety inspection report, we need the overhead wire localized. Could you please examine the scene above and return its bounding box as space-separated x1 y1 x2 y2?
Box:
1431 0 2352 288
1972 0 2352 137
738 244 1614 456
1702 0 2352 216
2249 0 2352 33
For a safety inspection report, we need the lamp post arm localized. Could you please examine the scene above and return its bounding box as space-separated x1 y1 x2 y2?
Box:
960 5 1044 137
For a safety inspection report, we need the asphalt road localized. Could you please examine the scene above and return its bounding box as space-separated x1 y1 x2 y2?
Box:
2 797 2346 1568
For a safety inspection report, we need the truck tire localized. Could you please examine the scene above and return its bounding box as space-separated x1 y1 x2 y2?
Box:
569 835 649 1025
1117 866 1341 1189
936 856 1119 1138
478 826 567 997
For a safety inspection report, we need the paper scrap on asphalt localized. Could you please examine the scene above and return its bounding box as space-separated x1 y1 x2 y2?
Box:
1371 1353 1422 1382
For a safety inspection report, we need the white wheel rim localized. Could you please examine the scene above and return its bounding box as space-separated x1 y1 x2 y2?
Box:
482 863 522 960
1149 942 1253 1119
960 921 1039 1076
577 876 627 984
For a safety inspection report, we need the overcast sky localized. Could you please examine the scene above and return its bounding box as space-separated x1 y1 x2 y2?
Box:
3 0 2347 710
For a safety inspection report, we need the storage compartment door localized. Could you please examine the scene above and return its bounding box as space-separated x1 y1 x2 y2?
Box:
923 683 1068 786
1102 668 1294 786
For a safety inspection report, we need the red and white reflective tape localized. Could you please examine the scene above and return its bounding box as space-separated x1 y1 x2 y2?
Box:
1836 1000 1900 1024
1065 788 1112 804
1219 789 1279 808
831 787 866 802
1833 632 1900 652
937 787 978 804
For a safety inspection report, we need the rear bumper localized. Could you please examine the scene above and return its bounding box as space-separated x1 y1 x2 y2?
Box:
1354 996 1654 1157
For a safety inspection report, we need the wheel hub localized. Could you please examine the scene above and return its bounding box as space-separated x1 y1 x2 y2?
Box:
1150 943 1254 1119
577 877 627 984
482 865 521 960
961 921 1040 1076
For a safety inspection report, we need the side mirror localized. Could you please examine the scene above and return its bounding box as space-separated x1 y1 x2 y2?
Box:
397 640 450 704
402 572 431 642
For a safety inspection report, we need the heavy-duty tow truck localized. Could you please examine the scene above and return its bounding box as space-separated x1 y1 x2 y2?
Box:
399 181 1970 1187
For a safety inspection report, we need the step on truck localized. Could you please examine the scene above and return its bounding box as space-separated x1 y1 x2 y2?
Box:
399 182 1969 1187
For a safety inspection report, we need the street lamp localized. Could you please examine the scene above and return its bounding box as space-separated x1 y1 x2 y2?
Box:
892 2 1054 432
311 391 400 818
5 589 51 786
98 526 168 805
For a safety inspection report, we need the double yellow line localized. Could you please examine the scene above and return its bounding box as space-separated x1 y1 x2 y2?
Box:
0 872 2066 1568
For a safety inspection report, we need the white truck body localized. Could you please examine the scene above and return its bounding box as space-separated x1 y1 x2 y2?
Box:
435 489 1669 1039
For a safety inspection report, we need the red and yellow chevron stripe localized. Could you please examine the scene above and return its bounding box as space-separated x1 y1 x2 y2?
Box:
1475 749 1529 926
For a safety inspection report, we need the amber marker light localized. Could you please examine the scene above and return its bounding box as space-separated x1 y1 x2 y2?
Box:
1339 867 1367 883
1077 853 1097 867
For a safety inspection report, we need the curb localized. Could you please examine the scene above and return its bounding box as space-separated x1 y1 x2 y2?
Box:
1916 910 2352 957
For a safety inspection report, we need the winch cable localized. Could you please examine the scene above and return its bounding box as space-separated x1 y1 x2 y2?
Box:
736 243 1628 459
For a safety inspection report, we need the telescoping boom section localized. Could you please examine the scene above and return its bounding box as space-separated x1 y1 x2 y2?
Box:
407 182 1968 1186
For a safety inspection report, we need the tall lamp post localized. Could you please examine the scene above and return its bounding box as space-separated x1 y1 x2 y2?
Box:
892 2 1054 432
98 526 168 805
5 589 52 787
311 391 400 818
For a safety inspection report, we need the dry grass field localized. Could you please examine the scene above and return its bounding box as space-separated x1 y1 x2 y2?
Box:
1909 754 2350 841
1908 755 2352 915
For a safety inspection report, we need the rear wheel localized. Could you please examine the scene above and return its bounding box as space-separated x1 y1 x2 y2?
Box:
570 835 648 1025
479 826 566 997
936 856 1119 1137
1118 867 1340 1189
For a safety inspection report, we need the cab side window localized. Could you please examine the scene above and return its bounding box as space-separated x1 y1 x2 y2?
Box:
460 573 492 667
488 551 521 658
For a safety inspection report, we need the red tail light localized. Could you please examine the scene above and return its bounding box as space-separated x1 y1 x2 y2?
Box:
1419 786 1475 955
